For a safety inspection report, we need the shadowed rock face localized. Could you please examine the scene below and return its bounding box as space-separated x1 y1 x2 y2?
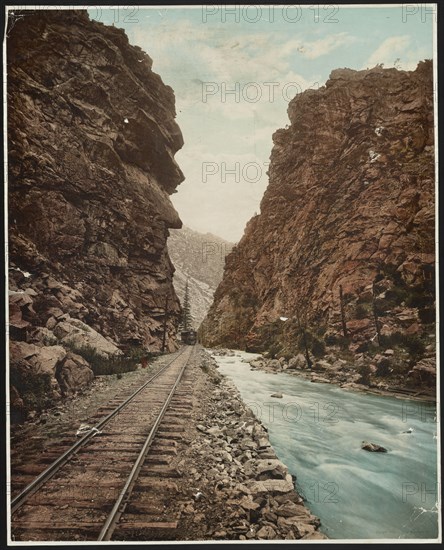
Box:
8 10 185 411
201 62 435 355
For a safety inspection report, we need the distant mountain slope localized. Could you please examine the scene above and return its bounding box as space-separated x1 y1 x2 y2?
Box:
168 227 234 328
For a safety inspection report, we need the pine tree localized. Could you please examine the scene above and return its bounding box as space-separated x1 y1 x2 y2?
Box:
181 280 193 331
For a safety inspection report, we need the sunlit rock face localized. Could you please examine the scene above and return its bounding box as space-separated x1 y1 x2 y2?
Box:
168 226 234 328
201 62 435 358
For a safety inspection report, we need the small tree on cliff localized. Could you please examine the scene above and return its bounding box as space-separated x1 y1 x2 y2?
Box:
181 280 193 331
296 310 313 369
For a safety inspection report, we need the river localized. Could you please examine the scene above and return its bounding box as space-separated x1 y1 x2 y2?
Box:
213 351 439 541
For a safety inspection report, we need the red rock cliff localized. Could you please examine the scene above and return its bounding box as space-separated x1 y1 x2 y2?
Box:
8 10 185 415
201 62 435 381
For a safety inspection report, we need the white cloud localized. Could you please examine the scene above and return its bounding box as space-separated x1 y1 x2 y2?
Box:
298 33 357 59
172 146 269 241
365 35 411 68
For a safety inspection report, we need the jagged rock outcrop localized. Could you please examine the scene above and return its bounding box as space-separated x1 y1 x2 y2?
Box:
8 10 185 414
168 226 234 327
201 62 435 388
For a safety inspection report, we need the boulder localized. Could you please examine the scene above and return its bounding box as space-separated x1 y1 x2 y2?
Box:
314 360 331 371
29 326 58 346
288 354 306 369
239 496 260 511
310 375 330 383
10 341 67 401
53 318 121 357
244 459 288 480
257 525 277 539
57 352 94 395
246 476 294 495
407 359 436 387
276 500 307 518
361 441 387 453
405 322 422 335
331 358 347 370
28 345 67 376
9 302 31 329
11 341 67 377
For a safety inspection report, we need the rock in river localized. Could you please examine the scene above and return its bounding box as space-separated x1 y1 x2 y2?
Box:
361 441 388 453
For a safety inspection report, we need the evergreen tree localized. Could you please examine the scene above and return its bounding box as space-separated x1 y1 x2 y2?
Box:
181 280 193 331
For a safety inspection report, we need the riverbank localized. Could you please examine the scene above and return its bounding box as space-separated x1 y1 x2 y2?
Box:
209 348 436 403
10 346 325 541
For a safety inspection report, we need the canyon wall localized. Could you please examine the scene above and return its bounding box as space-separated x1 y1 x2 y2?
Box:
201 62 435 388
8 10 185 416
168 226 234 328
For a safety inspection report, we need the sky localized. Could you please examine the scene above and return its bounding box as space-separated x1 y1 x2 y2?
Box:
89 5 435 242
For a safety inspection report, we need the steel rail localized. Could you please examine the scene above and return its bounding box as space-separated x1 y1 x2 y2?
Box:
97 345 194 541
11 347 188 515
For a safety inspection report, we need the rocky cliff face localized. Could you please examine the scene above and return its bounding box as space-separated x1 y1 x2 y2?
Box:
201 62 435 390
168 227 233 327
8 10 185 417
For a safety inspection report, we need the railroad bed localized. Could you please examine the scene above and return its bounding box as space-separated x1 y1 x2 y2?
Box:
11 345 196 542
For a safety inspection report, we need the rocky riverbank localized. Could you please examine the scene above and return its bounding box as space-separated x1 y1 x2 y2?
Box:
209 348 436 402
179 348 325 540
10 346 325 541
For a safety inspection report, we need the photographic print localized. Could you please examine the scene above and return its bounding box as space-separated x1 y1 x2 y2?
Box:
5 3 440 544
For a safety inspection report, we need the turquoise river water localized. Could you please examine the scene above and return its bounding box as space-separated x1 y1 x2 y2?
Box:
214 351 439 541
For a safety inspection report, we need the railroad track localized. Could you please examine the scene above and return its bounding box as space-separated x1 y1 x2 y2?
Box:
10 344 196 542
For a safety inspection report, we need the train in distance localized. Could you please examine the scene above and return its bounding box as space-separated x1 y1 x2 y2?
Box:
180 330 197 345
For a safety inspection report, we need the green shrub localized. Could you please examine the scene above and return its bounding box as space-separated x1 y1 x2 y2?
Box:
311 337 326 358
338 336 351 350
379 333 403 348
405 291 431 309
401 335 426 360
268 343 282 359
64 343 150 376
324 333 338 346
358 364 372 386
379 332 425 360
10 368 54 412
355 304 369 319
257 321 283 350
419 307 435 324
384 287 409 307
